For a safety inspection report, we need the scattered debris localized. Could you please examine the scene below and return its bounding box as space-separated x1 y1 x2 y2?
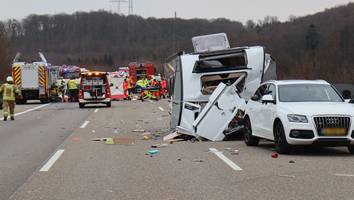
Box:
91 138 109 141
289 160 295 164
163 132 181 141
177 158 182 161
141 132 152 136
169 139 185 144
230 150 239 155
93 137 135 145
147 149 160 155
112 137 135 145
113 128 119 134
143 136 151 140
133 129 145 132
151 143 168 148
224 148 233 151
278 174 295 178
271 153 279 158
105 138 115 145
91 130 96 133
193 159 204 163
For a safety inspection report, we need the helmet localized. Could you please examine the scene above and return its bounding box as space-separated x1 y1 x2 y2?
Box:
6 76 13 82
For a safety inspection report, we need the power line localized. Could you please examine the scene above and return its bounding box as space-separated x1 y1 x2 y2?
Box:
109 0 133 15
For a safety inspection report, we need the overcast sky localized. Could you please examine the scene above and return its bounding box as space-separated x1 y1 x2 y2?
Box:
1 0 353 23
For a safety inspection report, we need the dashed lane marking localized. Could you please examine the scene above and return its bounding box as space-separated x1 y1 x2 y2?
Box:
334 173 354 177
209 148 242 171
80 121 90 128
39 149 65 172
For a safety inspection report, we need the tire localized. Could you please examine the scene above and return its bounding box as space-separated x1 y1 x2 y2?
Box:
274 120 291 154
106 102 111 107
244 117 259 146
79 103 85 108
348 146 354 154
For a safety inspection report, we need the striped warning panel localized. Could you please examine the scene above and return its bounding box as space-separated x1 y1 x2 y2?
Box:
12 66 21 85
38 66 46 86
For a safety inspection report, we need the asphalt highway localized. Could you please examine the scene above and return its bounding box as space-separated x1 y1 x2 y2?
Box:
1 100 353 200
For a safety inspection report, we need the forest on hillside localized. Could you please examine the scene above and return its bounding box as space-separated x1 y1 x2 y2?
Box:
0 3 354 83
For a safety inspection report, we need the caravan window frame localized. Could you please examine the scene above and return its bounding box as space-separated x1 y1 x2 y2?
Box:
193 52 248 73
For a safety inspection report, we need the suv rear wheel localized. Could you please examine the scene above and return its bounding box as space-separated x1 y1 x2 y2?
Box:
79 103 85 108
274 120 291 154
244 117 259 146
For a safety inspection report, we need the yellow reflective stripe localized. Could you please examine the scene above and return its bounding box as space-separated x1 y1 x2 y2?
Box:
38 66 46 86
12 66 21 85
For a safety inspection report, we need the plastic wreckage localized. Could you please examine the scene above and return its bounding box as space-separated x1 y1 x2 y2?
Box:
164 33 277 141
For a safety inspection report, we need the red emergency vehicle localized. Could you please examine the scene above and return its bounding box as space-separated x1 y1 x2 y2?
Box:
128 62 155 85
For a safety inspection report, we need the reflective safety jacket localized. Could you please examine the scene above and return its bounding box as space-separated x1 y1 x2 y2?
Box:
68 80 78 90
136 80 145 87
0 83 20 101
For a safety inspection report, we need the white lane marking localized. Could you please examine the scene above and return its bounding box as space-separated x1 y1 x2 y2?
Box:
334 173 354 177
80 121 90 128
158 106 165 112
39 149 65 172
1 103 50 120
209 148 242 171
94 109 99 113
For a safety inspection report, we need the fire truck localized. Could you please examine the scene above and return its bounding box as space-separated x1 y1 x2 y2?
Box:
12 52 54 104
128 62 155 85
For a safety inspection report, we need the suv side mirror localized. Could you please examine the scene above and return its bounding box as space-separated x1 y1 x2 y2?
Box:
262 94 276 104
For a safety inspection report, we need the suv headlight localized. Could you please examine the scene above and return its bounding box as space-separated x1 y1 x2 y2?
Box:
287 114 308 123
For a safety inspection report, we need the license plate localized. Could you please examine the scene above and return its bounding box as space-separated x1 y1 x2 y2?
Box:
322 128 347 136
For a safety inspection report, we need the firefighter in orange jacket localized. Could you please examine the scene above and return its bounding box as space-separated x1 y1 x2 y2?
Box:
123 78 129 100
150 79 160 100
161 78 167 98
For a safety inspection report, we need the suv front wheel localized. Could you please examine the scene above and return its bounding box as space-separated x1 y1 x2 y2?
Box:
348 146 354 154
274 120 291 154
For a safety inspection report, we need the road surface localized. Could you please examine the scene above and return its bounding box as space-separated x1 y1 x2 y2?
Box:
0 100 353 200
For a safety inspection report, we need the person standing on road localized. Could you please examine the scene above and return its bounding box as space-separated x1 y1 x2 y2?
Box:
67 78 79 102
123 78 129 100
0 76 21 121
127 76 133 100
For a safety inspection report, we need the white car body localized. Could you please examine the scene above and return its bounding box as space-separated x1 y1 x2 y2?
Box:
245 80 354 148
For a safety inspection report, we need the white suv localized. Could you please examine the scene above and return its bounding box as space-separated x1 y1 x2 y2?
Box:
244 80 354 154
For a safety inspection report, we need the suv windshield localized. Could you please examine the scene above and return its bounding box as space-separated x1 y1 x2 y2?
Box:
279 84 344 102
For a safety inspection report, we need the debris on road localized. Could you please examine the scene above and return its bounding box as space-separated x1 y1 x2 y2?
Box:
151 143 168 148
133 129 145 132
147 149 160 155
163 132 181 141
230 150 239 155
289 160 295 164
92 137 135 145
278 174 295 178
143 136 151 140
193 159 204 163
91 138 109 141
271 153 279 158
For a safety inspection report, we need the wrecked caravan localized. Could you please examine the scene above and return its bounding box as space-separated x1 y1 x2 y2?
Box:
164 33 276 141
